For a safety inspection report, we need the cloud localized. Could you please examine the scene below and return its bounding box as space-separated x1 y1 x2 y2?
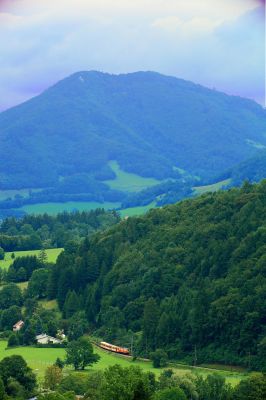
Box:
151 16 223 35
0 0 264 110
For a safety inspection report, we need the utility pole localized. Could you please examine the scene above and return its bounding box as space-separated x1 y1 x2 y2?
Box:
130 333 134 358
194 344 197 367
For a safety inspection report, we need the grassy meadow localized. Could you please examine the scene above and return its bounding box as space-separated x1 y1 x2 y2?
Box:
119 202 157 217
105 161 160 192
193 179 231 195
0 248 63 269
0 341 246 385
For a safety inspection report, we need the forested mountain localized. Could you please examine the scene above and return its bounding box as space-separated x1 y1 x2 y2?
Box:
1 71 266 192
48 180 266 369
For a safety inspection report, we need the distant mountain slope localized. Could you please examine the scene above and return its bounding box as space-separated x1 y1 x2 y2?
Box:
0 71 266 190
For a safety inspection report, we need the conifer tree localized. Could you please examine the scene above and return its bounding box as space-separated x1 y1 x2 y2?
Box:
63 290 80 319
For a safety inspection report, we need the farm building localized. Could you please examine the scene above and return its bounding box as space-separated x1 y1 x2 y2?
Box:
13 320 24 332
36 334 62 345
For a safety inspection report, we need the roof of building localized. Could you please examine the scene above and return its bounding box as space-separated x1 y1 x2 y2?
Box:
13 320 24 328
36 333 62 342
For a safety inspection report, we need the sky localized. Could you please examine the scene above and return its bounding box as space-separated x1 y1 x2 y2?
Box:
0 0 265 111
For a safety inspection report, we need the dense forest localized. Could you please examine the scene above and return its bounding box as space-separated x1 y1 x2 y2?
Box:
0 182 265 400
42 180 266 370
0 209 120 251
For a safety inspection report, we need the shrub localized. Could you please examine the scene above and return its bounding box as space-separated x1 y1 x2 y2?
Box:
7 333 19 348
150 349 168 368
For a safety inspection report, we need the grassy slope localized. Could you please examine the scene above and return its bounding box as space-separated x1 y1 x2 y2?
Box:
0 341 245 384
193 179 231 195
119 202 157 217
0 248 63 269
105 161 160 192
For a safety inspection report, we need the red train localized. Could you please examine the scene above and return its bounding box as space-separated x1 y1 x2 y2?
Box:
100 341 130 355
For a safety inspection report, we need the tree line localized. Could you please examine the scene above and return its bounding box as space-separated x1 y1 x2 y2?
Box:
0 209 120 251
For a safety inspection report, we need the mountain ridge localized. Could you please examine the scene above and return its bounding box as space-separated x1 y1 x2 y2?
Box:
0 70 266 195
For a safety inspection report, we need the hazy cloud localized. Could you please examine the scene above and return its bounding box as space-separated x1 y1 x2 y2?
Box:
0 0 264 110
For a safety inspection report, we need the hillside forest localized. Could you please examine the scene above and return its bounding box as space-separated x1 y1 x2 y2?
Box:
1 181 265 373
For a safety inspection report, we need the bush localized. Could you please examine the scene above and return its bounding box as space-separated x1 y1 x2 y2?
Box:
0 248 4 261
153 387 187 400
54 357 65 369
44 365 63 390
7 333 19 348
150 349 168 368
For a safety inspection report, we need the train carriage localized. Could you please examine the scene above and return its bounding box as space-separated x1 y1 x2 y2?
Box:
100 341 130 355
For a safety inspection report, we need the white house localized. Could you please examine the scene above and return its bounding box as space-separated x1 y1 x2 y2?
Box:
13 320 24 332
36 334 62 345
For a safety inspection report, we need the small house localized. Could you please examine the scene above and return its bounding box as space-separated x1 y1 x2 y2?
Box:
13 320 24 332
36 334 62 345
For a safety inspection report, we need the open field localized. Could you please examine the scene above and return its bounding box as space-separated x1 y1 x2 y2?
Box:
193 179 231 195
0 248 63 269
91 347 246 385
105 161 160 192
20 201 121 215
0 341 65 378
0 341 246 385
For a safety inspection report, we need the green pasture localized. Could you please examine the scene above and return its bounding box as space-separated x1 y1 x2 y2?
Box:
92 347 245 386
0 248 63 269
119 202 157 217
193 179 231 195
105 161 160 192
20 201 121 215
0 341 65 377
0 341 246 385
